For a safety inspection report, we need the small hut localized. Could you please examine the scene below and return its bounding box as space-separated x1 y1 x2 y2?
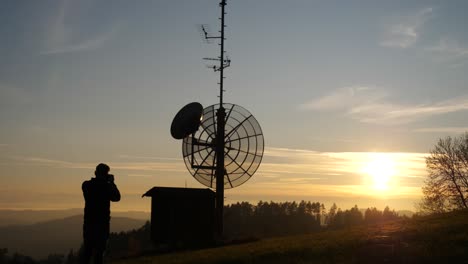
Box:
142 187 215 246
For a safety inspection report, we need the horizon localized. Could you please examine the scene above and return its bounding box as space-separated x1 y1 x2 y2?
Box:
2 0 468 213
0 201 417 214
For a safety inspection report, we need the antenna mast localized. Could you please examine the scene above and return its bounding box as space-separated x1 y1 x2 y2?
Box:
216 0 226 239
171 0 263 243
219 0 226 105
202 0 230 239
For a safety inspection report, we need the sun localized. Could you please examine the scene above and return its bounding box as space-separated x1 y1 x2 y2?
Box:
362 153 396 190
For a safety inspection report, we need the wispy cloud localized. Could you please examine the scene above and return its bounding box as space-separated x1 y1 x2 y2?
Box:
41 0 119 55
425 38 468 67
13 157 92 169
127 174 153 178
41 28 118 55
118 154 181 161
413 127 468 134
12 156 186 173
245 147 428 201
351 97 468 125
14 147 428 190
298 86 386 111
427 38 468 57
380 7 433 48
264 147 320 158
9 147 426 209
301 87 468 125
259 147 427 183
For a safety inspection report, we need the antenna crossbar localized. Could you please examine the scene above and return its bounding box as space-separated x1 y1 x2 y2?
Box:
201 25 222 39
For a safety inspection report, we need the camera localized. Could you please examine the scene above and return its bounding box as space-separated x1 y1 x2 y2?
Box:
107 174 115 183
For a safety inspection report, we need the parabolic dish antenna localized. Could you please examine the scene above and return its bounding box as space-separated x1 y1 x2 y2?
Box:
170 102 204 140
181 103 264 189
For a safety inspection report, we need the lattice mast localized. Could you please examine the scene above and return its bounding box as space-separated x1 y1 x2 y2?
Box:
202 0 230 237
215 0 226 238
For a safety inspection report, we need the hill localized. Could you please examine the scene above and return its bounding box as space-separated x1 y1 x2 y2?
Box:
0 215 146 259
0 209 149 227
0 209 83 226
116 210 468 264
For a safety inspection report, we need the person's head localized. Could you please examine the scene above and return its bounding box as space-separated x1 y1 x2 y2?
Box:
95 163 110 179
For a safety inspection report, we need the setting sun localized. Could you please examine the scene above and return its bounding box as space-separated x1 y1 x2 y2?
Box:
362 153 397 190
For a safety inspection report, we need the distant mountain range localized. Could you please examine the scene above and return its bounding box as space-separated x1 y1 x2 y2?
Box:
0 209 149 227
0 215 146 259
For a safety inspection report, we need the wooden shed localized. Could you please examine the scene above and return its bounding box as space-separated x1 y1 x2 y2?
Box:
142 187 216 246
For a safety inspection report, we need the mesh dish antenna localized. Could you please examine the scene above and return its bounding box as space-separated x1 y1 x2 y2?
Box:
182 103 264 189
170 0 264 238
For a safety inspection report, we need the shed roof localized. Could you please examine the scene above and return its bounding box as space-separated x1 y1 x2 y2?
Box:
142 186 215 198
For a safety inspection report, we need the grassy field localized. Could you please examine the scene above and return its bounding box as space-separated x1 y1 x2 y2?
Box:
115 210 468 263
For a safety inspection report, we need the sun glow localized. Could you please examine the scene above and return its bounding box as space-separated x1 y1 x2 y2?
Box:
362 153 397 191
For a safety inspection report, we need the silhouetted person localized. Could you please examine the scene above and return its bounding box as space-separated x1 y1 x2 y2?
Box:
81 163 120 264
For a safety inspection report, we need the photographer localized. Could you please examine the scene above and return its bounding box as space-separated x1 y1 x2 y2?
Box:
81 163 121 264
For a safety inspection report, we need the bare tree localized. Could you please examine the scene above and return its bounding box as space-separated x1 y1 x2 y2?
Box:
420 133 468 212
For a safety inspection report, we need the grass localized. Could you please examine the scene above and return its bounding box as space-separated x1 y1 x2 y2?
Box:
115 210 468 263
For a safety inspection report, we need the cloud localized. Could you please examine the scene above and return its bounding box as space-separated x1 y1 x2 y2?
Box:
259 147 427 182
12 156 186 173
299 86 385 111
413 127 468 134
118 154 181 161
351 97 468 125
41 28 118 55
8 147 426 209
366 97 468 124
127 174 153 178
425 38 468 67
379 8 467 67
13 147 426 200
242 147 428 201
41 0 119 55
301 87 468 125
380 7 433 48
427 39 468 57
263 147 320 158
13 157 92 169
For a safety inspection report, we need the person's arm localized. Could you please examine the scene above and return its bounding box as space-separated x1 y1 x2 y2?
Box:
82 181 89 200
107 176 121 202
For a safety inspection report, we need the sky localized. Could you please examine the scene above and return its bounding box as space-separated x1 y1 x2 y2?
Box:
1 0 468 212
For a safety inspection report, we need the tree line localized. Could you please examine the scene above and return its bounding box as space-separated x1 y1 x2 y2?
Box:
0 202 403 263
224 201 324 238
0 248 77 264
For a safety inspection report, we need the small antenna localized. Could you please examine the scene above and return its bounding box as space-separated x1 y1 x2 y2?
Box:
200 0 230 100
203 56 231 72
197 24 214 44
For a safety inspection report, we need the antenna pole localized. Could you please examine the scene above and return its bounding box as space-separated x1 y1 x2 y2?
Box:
219 0 225 105
215 0 227 239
